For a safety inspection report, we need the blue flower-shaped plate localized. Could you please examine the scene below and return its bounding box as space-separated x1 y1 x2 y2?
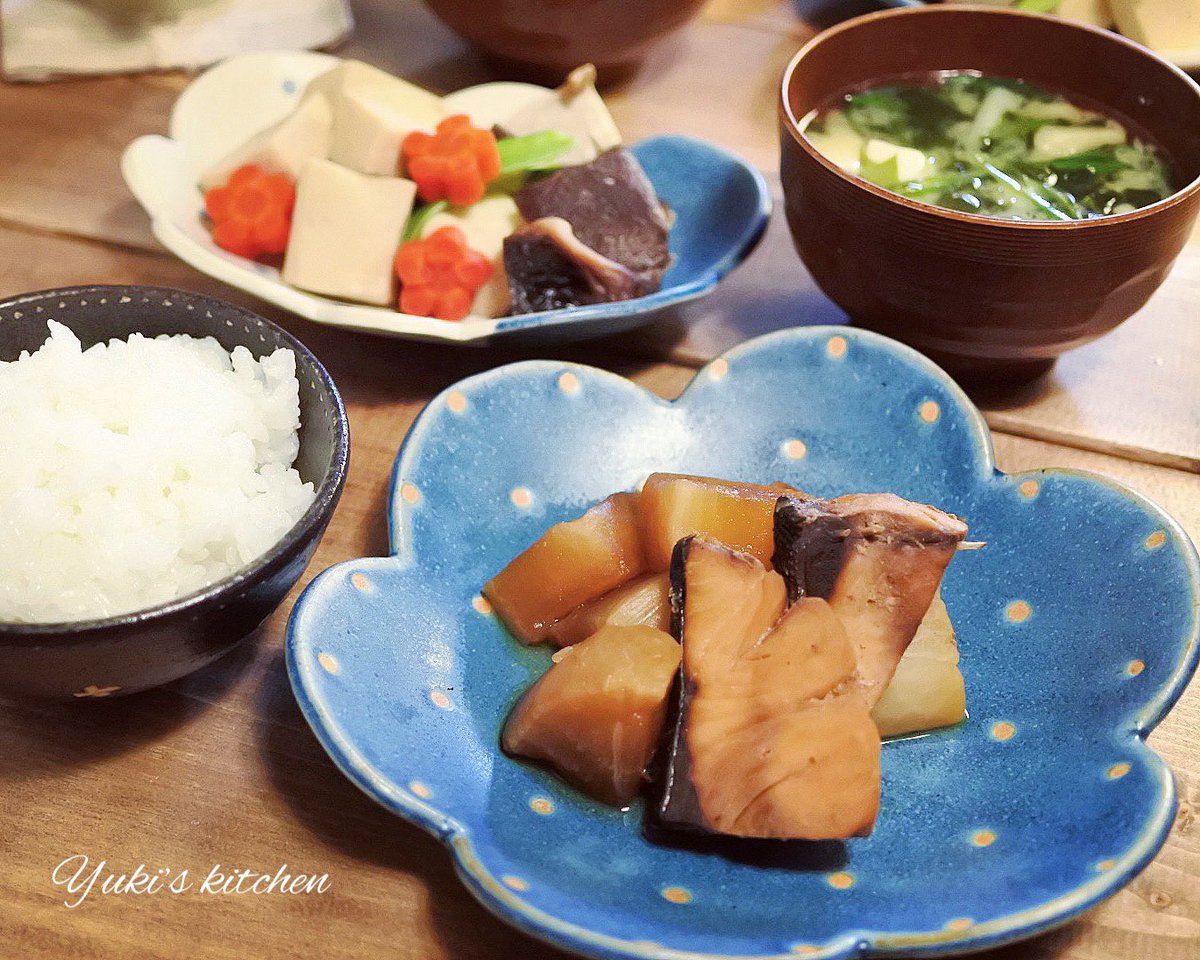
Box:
121 51 769 345
286 327 1199 958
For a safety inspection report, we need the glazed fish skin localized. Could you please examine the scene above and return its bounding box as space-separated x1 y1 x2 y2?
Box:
659 536 881 840
514 148 673 283
503 217 645 314
773 493 968 708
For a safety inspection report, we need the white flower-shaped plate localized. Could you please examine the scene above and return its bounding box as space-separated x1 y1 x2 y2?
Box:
120 51 770 344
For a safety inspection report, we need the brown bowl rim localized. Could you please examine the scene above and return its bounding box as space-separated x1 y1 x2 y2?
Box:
779 5 1200 230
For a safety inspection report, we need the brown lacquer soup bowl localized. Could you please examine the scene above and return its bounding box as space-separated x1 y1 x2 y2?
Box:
779 7 1200 381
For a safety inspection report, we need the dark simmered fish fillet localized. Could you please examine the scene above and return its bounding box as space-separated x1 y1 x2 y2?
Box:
773 493 967 708
514 149 672 283
657 536 881 840
503 217 646 314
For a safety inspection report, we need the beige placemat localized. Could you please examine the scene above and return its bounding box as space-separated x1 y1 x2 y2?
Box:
2 0 353 81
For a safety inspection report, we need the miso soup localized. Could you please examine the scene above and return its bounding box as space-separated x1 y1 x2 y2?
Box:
802 72 1173 221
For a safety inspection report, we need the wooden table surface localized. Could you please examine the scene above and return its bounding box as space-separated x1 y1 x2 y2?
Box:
1 2 1197 958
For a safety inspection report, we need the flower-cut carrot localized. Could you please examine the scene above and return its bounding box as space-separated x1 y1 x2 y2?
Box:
204 164 296 260
395 226 493 322
402 115 502 207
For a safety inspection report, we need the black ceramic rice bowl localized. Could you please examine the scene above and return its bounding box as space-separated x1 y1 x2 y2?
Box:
0 286 349 699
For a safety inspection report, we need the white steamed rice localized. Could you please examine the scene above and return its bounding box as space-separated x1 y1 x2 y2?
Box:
0 321 317 623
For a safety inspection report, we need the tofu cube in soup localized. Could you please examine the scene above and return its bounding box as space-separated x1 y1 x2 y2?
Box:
199 93 334 192
282 159 416 306
308 60 445 177
863 138 930 183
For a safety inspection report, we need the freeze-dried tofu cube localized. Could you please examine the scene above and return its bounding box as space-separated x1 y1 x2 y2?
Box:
282 158 416 307
200 94 334 191
307 60 444 176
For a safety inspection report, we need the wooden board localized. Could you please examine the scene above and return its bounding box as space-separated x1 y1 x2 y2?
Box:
0 3 1197 955
0 0 1197 474
0 229 1194 954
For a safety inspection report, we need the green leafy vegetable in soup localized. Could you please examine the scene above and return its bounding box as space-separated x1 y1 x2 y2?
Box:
803 72 1173 221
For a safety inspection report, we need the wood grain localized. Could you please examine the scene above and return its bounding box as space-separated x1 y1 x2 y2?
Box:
0 2 1197 957
0 73 179 252
0 0 1197 472
0 231 1194 955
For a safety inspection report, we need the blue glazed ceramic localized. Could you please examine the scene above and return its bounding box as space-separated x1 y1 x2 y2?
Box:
488 135 772 340
286 327 1199 959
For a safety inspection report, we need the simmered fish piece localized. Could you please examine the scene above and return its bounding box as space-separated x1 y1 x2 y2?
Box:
514 148 672 283
773 493 968 707
503 217 646 314
658 537 881 840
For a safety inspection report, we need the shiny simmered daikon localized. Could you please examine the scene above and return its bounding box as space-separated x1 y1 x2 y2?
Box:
483 492 645 644
502 624 681 806
546 572 670 648
871 591 967 738
638 473 800 570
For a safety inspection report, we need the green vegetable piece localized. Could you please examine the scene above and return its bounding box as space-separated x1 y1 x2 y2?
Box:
811 72 1172 221
497 131 576 174
859 152 900 190
402 200 450 242
1047 147 1125 175
988 114 1052 146
1015 0 1059 11
1028 178 1082 220
845 90 910 142
490 171 530 195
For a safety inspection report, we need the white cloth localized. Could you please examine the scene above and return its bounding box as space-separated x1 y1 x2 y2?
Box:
2 0 353 81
